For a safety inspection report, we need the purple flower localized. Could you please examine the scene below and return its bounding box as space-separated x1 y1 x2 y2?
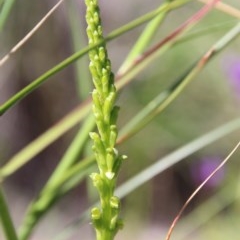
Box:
223 55 240 99
191 157 225 188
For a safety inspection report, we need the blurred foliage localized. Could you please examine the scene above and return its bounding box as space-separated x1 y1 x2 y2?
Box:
0 0 240 240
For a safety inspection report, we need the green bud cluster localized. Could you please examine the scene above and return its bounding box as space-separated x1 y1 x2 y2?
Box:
85 0 126 239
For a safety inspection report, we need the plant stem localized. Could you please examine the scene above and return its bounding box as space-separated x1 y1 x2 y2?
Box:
0 186 18 240
85 0 126 238
0 0 15 31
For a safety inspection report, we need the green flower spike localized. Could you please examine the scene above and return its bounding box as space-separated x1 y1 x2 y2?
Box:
85 0 126 239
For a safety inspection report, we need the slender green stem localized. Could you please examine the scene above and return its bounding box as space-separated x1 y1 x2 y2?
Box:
85 0 126 238
18 114 95 240
0 0 15 31
118 0 169 73
0 186 18 240
43 114 95 190
116 0 221 89
0 105 91 179
66 0 91 99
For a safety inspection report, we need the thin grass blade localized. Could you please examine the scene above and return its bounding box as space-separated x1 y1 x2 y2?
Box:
165 141 240 240
0 0 15 31
0 104 91 179
118 22 240 143
0 0 65 67
66 0 91 99
118 0 192 74
177 176 240 240
198 0 240 19
116 0 220 89
0 187 18 240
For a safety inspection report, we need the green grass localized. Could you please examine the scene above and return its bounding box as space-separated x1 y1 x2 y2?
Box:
0 0 240 240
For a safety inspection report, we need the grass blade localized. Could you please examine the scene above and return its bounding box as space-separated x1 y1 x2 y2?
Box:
65 0 91 99
0 0 65 67
177 176 240 239
0 187 18 240
165 141 240 240
118 0 191 74
0 104 91 179
115 0 220 90
198 0 240 19
18 113 95 240
118 22 240 143
0 0 15 31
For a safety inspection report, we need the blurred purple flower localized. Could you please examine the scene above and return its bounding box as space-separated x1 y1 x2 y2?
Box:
223 56 240 99
191 157 225 188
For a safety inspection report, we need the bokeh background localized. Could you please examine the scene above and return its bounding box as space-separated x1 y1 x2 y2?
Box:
0 0 240 239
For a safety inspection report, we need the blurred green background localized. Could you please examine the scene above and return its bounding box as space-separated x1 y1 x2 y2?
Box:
0 0 240 239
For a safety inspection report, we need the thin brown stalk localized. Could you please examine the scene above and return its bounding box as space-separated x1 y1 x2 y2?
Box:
165 141 240 240
116 0 220 81
199 0 240 19
0 0 66 68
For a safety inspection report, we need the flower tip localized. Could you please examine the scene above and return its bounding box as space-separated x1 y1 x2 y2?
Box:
105 171 115 179
91 207 101 220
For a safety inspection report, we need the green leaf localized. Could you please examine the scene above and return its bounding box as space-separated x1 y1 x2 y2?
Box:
0 0 15 31
0 187 18 240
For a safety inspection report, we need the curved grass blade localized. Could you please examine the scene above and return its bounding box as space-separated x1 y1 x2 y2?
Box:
116 120 240 199
177 176 240 240
165 141 240 240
